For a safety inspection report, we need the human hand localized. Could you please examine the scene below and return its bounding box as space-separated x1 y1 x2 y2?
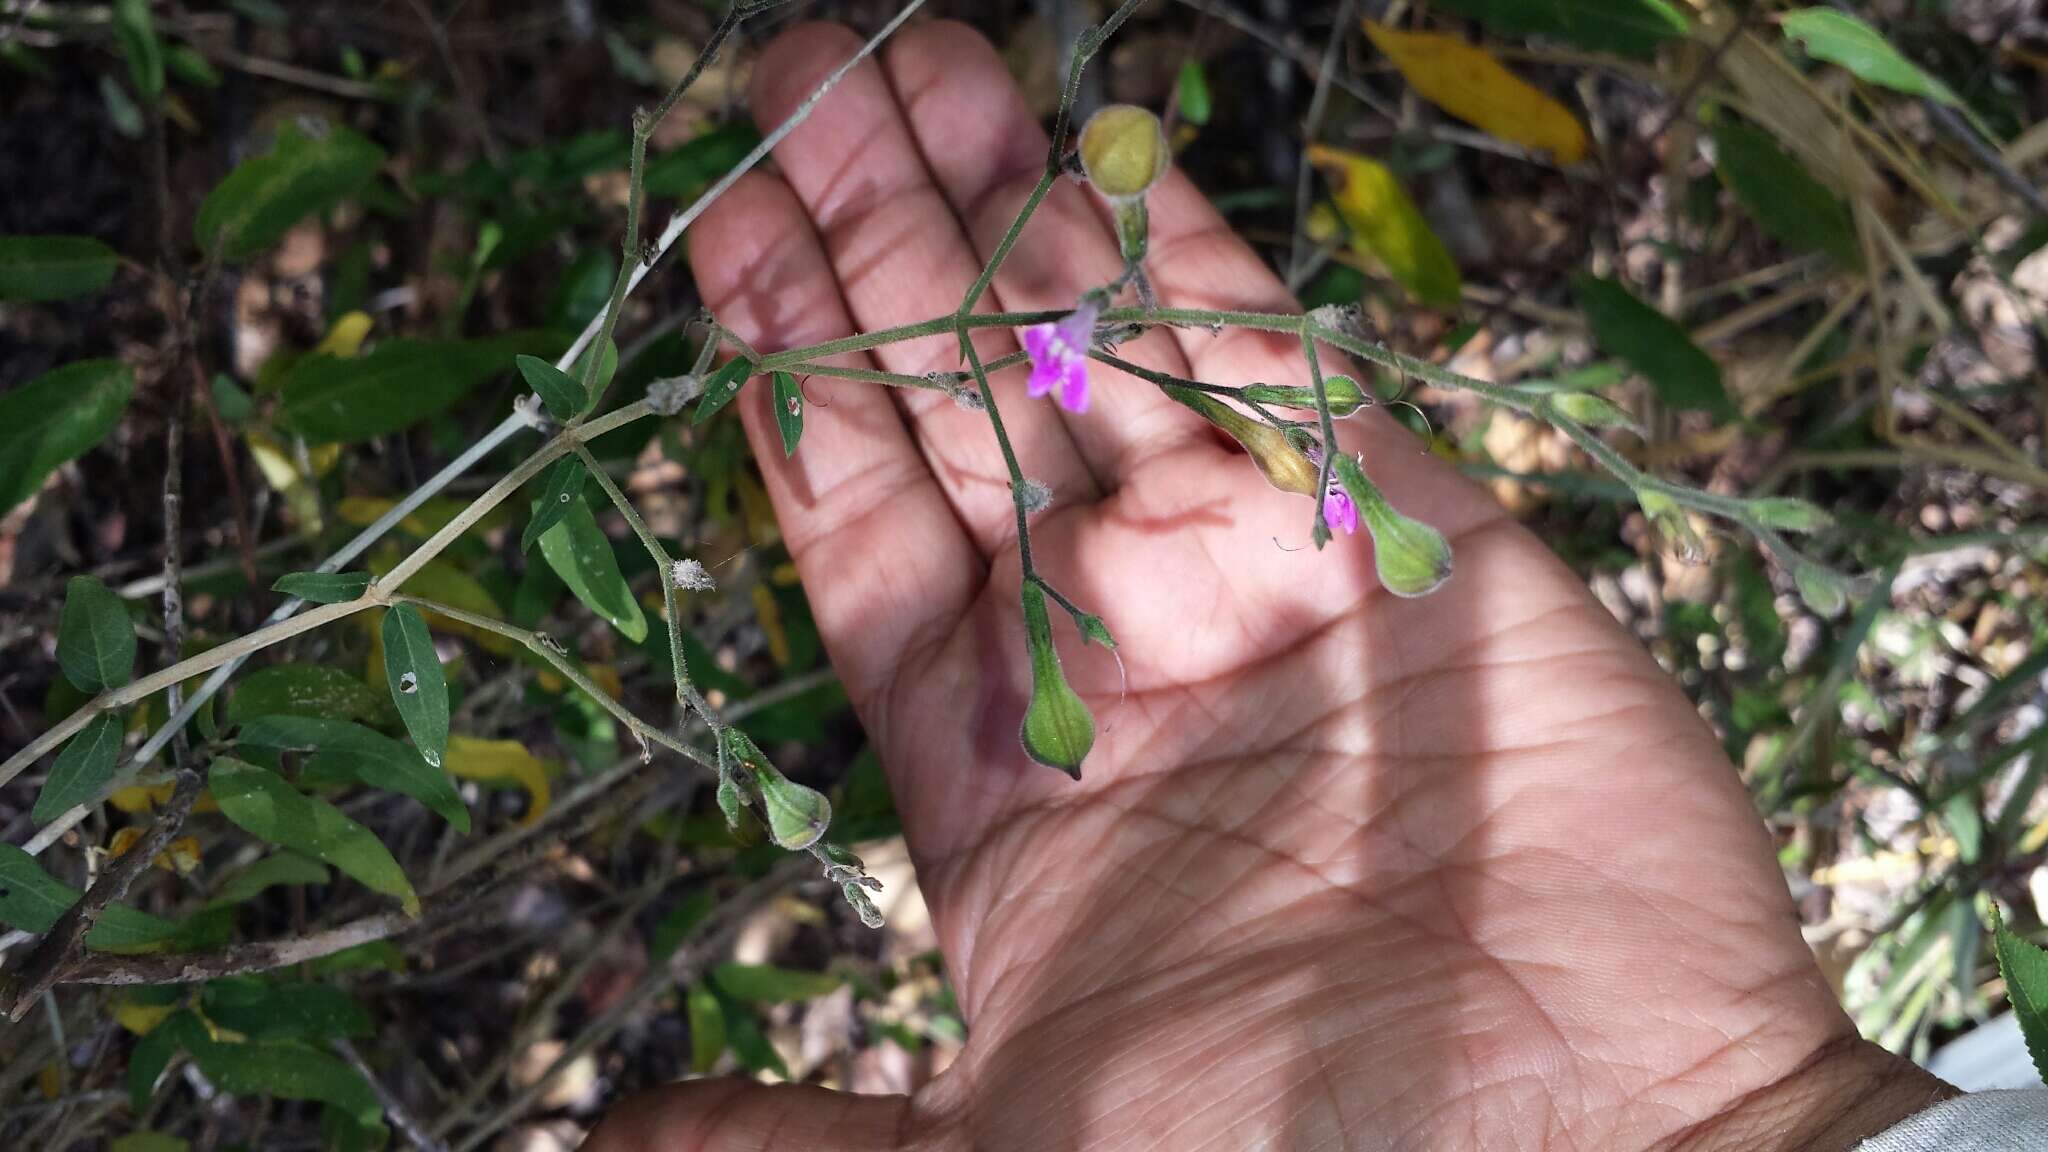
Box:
591 21 1949 1151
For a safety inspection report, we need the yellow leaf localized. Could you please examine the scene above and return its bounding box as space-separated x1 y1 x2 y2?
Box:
115 998 177 1036
337 496 509 540
159 836 203 875
1363 21 1588 164
314 311 374 359
111 784 217 816
243 429 330 531
37 1063 61 1099
108 826 145 858
1306 145 1462 311
752 584 790 668
444 736 552 826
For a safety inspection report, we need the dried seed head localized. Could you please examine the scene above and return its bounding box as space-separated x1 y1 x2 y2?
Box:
670 558 715 593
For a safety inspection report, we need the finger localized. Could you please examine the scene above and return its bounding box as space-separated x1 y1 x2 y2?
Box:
586 1078 913 1152
883 20 1219 487
748 22 1100 552
689 168 981 719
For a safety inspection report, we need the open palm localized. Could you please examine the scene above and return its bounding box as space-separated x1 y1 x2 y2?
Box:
593 21 1945 1152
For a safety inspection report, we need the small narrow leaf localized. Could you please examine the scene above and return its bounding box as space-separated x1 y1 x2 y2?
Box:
1306 146 1461 311
0 845 178 950
1711 118 1857 267
1993 909 2048 1083
1177 59 1212 126
1362 22 1588 163
210 759 419 916
692 358 753 426
521 456 588 553
32 712 124 824
538 497 648 642
271 570 373 604
1332 455 1454 598
1781 9 1960 105
686 983 726 1073
195 121 385 260
1426 0 1688 58
381 604 448 764
58 575 137 693
1019 582 1094 778
515 353 587 422
771 371 804 457
1575 275 1734 419
112 0 163 102
238 715 468 832
711 963 845 1003
0 235 120 301
0 359 135 515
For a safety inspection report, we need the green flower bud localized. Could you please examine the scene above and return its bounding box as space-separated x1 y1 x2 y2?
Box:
1636 489 1706 564
715 769 761 847
1078 104 1169 201
1019 582 1094 778
1332 455 1453 597
1242 374 1369 417
1793 561 1850 618
1748 497 1834 535
754 763 832 851
1548 391 1640 432
1163 385 1319 495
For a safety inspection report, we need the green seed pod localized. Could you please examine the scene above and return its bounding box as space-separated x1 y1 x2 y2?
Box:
1794 561 1850 618
1019 582 1094 778
1163 385 1319 496
1331 455 1453 598
754 763 832 851
1748 497 1834 535
1547 391 1639 432
1242 374 1369 417
1078 104 1169 201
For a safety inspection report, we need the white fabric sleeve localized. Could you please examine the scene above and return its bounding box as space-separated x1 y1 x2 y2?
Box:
1854 1089 2048 1150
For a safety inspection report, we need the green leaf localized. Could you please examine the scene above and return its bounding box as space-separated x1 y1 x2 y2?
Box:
1780 9 1959 105
200 977 372 1042
1018 582 1094 778
271 570 373 604
643 121 762 199
685 983 726 1074
521 456 588 553
195 121 385 260
711 963 845 1003
1993 909 2048 1083
692 358 753 427
32 712 124 824
1177 59 1212 126
1332 455 1455 598
112 1133 187 1152
1426 0 1689 58
515 353 587 423
0 358 135 514
1711 118 1858 267
1308 147 1461 311
128 1017 183 1111
210 758 419 916
718 993 788 1079
308 939 405 976
0 844 179 951
112 0 163 103
225 665 380 726
278 333 556 444
381 604 449 765
651 889 716 964
1574 275 1734 419
206 852 330 910
538 496 647 642
1747 497 1834 534
168 1014 381 1125
771 370 804 457
0 235 120 301
57 575 137 693
164 44 222 88
238 715 468 832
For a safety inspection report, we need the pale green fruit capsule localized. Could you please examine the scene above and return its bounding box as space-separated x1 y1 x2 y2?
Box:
1242 374 1369 417
1548 391 1640 432
1019 582 1094 778
1162 385 1320 496
1078 104 1169 200
1331 455 1453 598
755 763 832 851
1749 497 1834 535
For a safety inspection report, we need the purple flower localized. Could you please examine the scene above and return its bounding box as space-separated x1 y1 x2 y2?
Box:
1305 444 1358 536
1022 300 1100 413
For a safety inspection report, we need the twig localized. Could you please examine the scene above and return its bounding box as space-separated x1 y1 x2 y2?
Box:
337 1039 450 1152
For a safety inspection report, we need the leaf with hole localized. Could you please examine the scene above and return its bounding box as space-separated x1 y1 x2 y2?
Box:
32 712 125 825
1426 0 1688 58
209 758 419 916
1574 275 1734 419
239 715 468 832
270 570 373 604
0 235 120 301
772 371 804 457
0 359 135 515
516 353 587 423
522 456 588 552
195 121 384 260
538 496 647 642
1711 117 1857 267
692 358 753 426
380 604 448 764
58 574 137 693
0 844 178 951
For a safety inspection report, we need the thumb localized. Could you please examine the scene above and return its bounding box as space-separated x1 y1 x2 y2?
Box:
585 1078 914 1152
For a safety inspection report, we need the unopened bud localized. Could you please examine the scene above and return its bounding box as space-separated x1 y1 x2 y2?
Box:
1078 104 1169 201
1242 374 1369 417
1019 583 1094 778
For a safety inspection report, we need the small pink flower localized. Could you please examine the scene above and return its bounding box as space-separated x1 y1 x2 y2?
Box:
1022 300 1100 413
1305 444 1357 535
